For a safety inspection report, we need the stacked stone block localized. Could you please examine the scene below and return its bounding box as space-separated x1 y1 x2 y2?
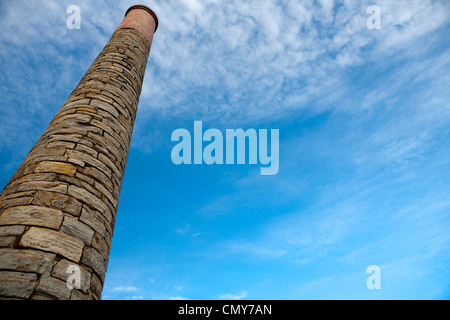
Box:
0 5 158 299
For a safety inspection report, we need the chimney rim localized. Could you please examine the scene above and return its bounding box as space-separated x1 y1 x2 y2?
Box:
125 4 159 32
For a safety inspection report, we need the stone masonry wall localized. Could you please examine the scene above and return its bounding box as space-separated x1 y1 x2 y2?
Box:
0 25 152 300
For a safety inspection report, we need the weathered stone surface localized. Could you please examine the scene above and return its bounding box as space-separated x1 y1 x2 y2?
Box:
26 147 67 161
103 84 135 112
74 171 95 186
31 294 54 300
96 92 132 121
47 133 83 144
0 205 63 229
0 196 33 209
70 289 93 300
90 99 119 117
0 225 25 237
10 172 58 186
0 271 37 299
0 190 37 202
0 236 15 247
35 275 71 300
86 131 122 163
60 215 94 245
61 98 91 109
67 157 85 167
75 144 98 158
0 9 156 300
79 206 106 236
91 232 110 261
44 126 90 138
90 119 115 137
66 149 111 177
17 181 68 194
32 190 82 216
51 113 92 126
35 161 77 176
19 227 84 262
104 116 129 140
0 248 56 274
98 152 122 180
68 185 112 222
46 141 76 149
61 175 102 200
77 106 97 114
90 273 103 300
104 132 125 155
82 247 107 280
52 259 91 294
82 167 114 193
94 181 117 209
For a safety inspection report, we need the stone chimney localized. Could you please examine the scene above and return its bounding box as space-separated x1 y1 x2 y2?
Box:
0 5 158 300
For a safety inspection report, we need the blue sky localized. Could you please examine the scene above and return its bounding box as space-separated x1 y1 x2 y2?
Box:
0 0 449 300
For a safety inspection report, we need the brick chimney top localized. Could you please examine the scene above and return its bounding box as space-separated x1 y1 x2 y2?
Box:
118 4 158 47
125 5 159 32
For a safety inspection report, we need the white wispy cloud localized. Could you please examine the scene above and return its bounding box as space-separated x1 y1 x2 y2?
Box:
168 296 190 300
1 0 449 157
218 291 248 300
111 286 139 292
1 0 449 299
176 222 191 234
140 0 450 123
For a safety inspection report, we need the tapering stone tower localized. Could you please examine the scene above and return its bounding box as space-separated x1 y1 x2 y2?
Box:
0 5 158 300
